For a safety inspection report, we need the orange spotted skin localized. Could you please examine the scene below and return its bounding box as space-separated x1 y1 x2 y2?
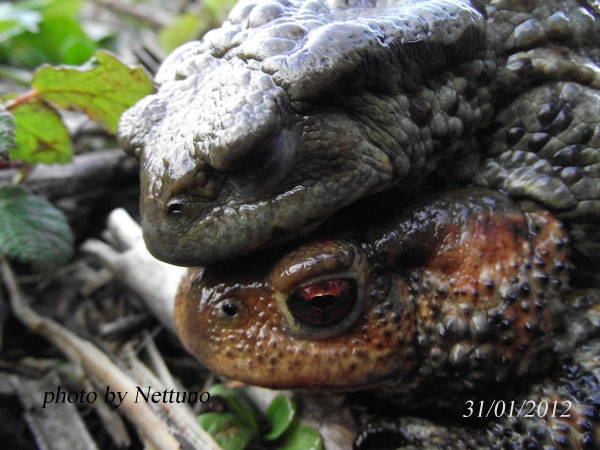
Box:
176 240 418 389
176 188 600 447
175 189 574 400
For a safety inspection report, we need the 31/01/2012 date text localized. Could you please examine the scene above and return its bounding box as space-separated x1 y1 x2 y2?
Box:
463 400 572 418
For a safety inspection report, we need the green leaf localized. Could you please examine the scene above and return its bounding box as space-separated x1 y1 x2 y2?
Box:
0 105 16 160
276 420 323 450
0 4 41 43
3 0 83 21
31 50 153 132
34 0 85 20
38 16 96 64
265 396 296 440
157 0 237 52
58 33 97 65
0 11 95 67
158 12 202 53
0 186 73 273
207 384 259 433
10 98 71 164
198 412 256 450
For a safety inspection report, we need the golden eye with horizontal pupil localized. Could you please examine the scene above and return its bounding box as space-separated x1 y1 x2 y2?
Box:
271 240 367 338
287 279 357 327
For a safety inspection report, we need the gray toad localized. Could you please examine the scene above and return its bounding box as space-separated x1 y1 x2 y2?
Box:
118 0 600 268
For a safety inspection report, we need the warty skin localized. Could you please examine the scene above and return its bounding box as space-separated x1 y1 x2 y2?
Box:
175 189 600 448
118 0 600 267
115 0 600 446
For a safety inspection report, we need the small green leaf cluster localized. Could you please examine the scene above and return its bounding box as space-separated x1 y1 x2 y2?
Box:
0 0 108 68
4 50 153 165
0 186 73 272
199 384 323 450
0 50 152 273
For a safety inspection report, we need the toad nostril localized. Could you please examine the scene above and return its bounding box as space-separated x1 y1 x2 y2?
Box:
166 198 185 215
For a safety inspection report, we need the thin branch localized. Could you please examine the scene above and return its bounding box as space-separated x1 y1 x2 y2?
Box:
0 257 184 450
4 90 38 111
93 0 173 29
122 346 218 450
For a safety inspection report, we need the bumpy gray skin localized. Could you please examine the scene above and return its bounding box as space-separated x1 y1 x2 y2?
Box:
118 0 600 268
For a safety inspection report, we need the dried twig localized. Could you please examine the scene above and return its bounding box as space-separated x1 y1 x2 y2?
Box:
0 257 187 450
93 0 173 28
122 346 215 450
81 209 186 334
141 331 178 392
0 150 138 202
82 378 131 448
11 371 99 450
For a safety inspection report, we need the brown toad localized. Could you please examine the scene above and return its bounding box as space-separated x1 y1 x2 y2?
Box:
175 189 600 448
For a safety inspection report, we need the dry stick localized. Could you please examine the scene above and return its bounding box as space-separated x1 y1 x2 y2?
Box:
92 0 172 28
0 257 211 450
142 331 179 392
0 149 138 201
122 346 212 450
82 378 131 448
11 371 99 450
81 209 186 334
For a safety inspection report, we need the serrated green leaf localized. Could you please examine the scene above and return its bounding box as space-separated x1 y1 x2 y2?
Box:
265 396 296 441
0 105 15 160
198 412 256 450
10 98 71 164
31 50 153 132
208 384 259 434
277 420 322 450
0 186 73 273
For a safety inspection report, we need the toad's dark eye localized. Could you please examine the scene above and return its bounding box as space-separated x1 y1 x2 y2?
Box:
287 279 357 327
217 299 239 318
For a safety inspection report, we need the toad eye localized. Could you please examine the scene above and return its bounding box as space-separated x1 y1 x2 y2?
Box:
287 279 357 327
216 298 241 320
